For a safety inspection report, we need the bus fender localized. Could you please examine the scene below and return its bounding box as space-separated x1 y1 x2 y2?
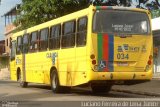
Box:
17 67 21 81
50 66 58 81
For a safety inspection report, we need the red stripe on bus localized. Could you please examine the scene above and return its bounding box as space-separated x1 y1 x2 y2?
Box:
103 34 109 71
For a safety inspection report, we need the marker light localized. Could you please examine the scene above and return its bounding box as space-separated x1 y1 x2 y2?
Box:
148 60 152 65
90 54 95 59
92 60 96 65
147 55 152 65
149 55 153 60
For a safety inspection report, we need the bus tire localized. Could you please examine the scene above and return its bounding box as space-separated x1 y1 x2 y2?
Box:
50 70 62 93
91 84 112 93
17 71 28 88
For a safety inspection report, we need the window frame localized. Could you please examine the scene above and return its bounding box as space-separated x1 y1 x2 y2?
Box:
16 36 23 55
49 24 61 50
92 10 151 35
29 31 38 53
76 16 88 47
62 20 76 48
39 28 49 51
22 34 29 54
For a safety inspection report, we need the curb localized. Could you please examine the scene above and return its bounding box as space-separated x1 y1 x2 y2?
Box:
152 78 160 80
0 79 17 83
111 89 160 97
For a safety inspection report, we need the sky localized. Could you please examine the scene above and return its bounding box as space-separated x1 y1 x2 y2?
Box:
0 0 21 40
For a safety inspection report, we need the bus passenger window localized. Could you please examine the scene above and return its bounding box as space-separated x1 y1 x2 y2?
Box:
23 34 29 53
62 21 76 48
29 31 38 52
39 28 48 51
11 41 16 61
16 36 22 55
77 17 87 47
49 25 61 50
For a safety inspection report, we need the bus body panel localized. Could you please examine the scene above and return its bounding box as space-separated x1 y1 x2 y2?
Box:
15 55 23 80
58 48 75 86
25 52 51 83
91 34 153 73
72 46 88 86
88 69 152 81
10 60 17 81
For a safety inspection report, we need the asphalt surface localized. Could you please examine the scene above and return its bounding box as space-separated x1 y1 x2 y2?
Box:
112 79 160 97
0 80 160 107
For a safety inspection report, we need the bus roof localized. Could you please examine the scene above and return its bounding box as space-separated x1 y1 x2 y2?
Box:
94 5 149 13
12 7 90 39
12 5 149 39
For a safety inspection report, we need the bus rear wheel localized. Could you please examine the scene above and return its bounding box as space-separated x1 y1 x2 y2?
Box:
51 70 62 93
18 71 28 88
51 70 71 93
91 84 112 93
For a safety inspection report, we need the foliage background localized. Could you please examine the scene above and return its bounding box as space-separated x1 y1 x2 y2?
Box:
13 0 160 31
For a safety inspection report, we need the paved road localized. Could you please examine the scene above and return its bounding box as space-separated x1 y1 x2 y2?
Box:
0 80 160 107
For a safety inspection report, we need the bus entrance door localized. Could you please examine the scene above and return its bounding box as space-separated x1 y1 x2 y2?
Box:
22 54 26 82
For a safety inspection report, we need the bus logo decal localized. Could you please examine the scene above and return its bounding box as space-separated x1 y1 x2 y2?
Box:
118 46 123 52
118 44 128 52
46 52 58 65
52 53 58 65
118 44 140 52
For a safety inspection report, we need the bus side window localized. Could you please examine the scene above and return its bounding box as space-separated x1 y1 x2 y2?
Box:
49 24 61 50
29 31 38 52
16 36 22 55
23 34 29 53
11 41 16 61
39 28 49 51
77 16 87 47
62 20 76 48
9 37 12 48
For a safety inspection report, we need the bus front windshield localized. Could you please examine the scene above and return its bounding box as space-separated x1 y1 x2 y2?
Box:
93 10 151 35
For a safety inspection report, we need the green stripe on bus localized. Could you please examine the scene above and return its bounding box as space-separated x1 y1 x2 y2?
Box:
96 6 101 10
98 33 103 63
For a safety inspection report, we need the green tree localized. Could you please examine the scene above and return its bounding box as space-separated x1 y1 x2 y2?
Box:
151 9 160 18
14 0 160 31
14 0 89 31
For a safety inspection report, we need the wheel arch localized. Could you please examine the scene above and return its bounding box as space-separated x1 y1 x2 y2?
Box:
50 66 58 80
17 67 21 81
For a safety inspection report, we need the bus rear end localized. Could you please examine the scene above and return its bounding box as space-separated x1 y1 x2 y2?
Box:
89 6 152 91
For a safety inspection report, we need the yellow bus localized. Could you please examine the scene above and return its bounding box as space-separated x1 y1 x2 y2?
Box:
10 5 153 93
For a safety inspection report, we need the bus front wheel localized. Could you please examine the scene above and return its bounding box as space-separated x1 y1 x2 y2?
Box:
17 71 28 88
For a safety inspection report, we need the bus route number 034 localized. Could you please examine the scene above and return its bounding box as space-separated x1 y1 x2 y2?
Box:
117 53 129 60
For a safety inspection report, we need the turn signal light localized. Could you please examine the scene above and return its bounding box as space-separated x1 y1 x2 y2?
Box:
149 55 153 60
92 60 96 65
90 54 95 59
148 60 152 65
